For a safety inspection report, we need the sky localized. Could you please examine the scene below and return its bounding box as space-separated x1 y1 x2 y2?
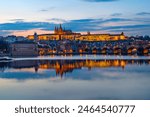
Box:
0 0 150 36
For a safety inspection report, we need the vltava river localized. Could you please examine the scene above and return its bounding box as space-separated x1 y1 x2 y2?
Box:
0 55 150 100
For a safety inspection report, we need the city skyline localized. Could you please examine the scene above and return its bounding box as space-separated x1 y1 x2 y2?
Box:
0 0 150 36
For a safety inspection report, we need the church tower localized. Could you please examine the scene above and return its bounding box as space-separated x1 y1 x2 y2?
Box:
54 24 64 34
60 24 63 31
121 32 124 35
58 24 63 34
87 31 91 35
54 26 58 34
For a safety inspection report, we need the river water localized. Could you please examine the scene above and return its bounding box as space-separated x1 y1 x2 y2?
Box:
0 55 150 100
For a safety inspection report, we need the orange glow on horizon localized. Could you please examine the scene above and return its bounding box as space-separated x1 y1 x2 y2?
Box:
11 29 53 37
11 29 111 37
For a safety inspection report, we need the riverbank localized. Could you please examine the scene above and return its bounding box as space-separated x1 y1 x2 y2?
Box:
3 55 149 62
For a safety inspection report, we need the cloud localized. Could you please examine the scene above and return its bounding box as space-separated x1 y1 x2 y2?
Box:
46 18 68 24
101 24 150 31
0 30 13 36
136 12 150 16
0 22 53 31
40 9 49 12
0 17 150 36
39 7 56 12
111 13 122 17
82 0 118 2
9 19 25 22
62 18 131 31
102 18 131 22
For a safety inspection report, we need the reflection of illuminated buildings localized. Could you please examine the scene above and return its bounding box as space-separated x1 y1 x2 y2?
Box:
38 60 131 76
27 24 127 41
0 59 149 76
39 61 83 77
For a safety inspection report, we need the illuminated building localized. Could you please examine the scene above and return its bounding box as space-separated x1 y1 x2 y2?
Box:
27 24 81 41
77 32 126 41
27 25 127 41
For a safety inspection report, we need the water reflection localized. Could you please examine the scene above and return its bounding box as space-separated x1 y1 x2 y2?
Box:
0 57 150 100
0 59 150 78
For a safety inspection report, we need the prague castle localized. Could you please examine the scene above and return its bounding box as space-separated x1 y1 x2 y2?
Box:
27 24 127 41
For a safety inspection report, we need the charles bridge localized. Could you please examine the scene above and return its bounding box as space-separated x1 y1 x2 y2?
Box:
38 39 150 55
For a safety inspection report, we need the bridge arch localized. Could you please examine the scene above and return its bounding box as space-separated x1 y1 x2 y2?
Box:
143 46 150 54
78 47 83 54
127 46 138 55
101 46 109 54
85 47 90 53
52 47 57 54
113 46 122 55
92 47 98 54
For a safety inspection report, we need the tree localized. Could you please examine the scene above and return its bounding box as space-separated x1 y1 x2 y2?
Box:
0 40 9 53
144 35 150 40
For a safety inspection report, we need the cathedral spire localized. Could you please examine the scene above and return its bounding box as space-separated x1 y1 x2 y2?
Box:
54 26 56 34
59 24 63 31
121 32 124 35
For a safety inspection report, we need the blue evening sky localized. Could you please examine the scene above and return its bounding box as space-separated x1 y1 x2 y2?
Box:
0 0 150 36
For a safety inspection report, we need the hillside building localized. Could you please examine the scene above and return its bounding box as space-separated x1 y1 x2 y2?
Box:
27 24 127 41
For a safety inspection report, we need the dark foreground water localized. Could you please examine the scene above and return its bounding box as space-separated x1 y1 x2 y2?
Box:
0 55 150 100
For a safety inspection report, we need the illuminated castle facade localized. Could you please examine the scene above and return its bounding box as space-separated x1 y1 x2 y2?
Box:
54 25 72 35
27 24 127 41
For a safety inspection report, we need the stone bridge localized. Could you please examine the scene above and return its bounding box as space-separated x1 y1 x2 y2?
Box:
38 43 150 55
